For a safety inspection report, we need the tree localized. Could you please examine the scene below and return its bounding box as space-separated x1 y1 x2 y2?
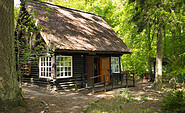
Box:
0 0 21 111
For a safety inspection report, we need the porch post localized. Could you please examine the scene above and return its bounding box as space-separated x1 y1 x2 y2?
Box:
126 73 128 88
133 73 135 87
51 55 57 91
51 55 56 79
104 75 106 92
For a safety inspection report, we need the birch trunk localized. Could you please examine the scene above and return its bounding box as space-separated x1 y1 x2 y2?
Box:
153 21 163 89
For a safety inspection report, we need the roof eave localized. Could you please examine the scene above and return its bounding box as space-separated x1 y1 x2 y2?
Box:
54 49 131 55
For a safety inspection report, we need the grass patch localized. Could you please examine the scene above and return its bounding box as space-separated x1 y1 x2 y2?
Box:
86 90 161 113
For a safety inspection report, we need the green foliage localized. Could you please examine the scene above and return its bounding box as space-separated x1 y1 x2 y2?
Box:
25 0 185 78
114 90 134 103
14 6 20 26
14 5 49 78
86 90 160 113
160 90 185 113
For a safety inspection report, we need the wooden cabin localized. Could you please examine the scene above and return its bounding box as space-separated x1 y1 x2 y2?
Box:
16 1 131 90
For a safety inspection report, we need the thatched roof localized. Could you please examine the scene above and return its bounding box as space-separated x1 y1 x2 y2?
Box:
23 1 131 54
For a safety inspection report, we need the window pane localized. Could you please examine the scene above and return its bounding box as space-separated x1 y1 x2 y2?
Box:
60 72 64 76
65 67 67 72
65 62 68 66
68 62 71 66
57 57 60 61
57 67 60 72
41 62 43 66
115 59 118 64
61 57 64 61
41 72 43 76
69 72 71 76
65 72 68 76
64 57 67 61
56 62 59 67
68 57 71 61
61 67 64 71
68 67 71 71
60 62 64 66
57 73 60 77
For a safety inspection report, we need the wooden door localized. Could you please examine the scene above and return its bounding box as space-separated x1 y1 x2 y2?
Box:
100 57 110 83
86 56 94 86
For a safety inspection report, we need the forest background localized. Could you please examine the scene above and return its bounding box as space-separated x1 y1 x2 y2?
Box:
14 0 185 81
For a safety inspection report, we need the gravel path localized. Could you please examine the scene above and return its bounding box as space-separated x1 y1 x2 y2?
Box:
23 86 116 113
22 79 161 113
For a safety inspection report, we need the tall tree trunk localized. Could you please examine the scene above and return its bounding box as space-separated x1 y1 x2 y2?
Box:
153 20 163 89
147 23 152 73
163 25 166 57
0 0 20 110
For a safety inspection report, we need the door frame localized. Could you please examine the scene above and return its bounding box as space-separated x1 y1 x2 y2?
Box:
86 55 111 85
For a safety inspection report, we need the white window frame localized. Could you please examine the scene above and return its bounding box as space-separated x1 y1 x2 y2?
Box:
56 55 73 78
111 57 120 73
39 56 52 79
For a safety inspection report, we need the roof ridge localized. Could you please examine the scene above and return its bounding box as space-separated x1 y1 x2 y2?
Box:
31 1 104 19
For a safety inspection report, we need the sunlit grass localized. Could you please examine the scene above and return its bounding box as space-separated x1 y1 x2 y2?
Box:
86 90 161 113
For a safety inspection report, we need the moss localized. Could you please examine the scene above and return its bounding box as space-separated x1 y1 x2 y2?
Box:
0 89 26 112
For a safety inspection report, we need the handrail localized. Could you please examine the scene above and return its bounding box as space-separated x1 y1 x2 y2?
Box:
90 72 136 93
90 74 111 79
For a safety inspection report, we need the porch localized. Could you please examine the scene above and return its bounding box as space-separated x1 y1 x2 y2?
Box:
72 72 136 93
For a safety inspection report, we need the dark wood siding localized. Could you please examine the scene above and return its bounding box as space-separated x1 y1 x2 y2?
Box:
21 53 123 90
73 54 85 78
22 58 50 88
54 54 86 90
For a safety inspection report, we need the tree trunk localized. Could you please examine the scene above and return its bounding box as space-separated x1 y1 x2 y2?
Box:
147 23 152 74
0 0 20 110
153 20 163 89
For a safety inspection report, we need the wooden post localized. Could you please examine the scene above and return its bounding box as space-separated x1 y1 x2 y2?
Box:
112 74 114 89
81 74 83 88
126 73 128 88
92 78 94 94
75 76 77 91
120 73 123 87
133 73 135 87
104 75 106 92
85 74 88 88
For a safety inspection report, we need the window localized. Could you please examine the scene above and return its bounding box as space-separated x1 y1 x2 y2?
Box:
56 56 72 78
39 56 52 78
111 57 120 73
21 63 31 75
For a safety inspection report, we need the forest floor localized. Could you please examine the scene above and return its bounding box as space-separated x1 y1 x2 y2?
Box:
3 79 169 113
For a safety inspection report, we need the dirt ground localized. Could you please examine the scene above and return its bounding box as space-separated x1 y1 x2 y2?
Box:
3 79 164 113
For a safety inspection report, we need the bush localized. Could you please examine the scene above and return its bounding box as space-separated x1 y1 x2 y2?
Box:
160 90 185 113
114 90 134 103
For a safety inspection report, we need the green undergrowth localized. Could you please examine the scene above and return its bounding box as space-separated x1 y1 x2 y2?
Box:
160 90 185 113
85 90 161 113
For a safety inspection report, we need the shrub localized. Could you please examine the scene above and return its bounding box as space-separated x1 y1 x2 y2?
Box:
114 90 134 103
160 90 185 113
